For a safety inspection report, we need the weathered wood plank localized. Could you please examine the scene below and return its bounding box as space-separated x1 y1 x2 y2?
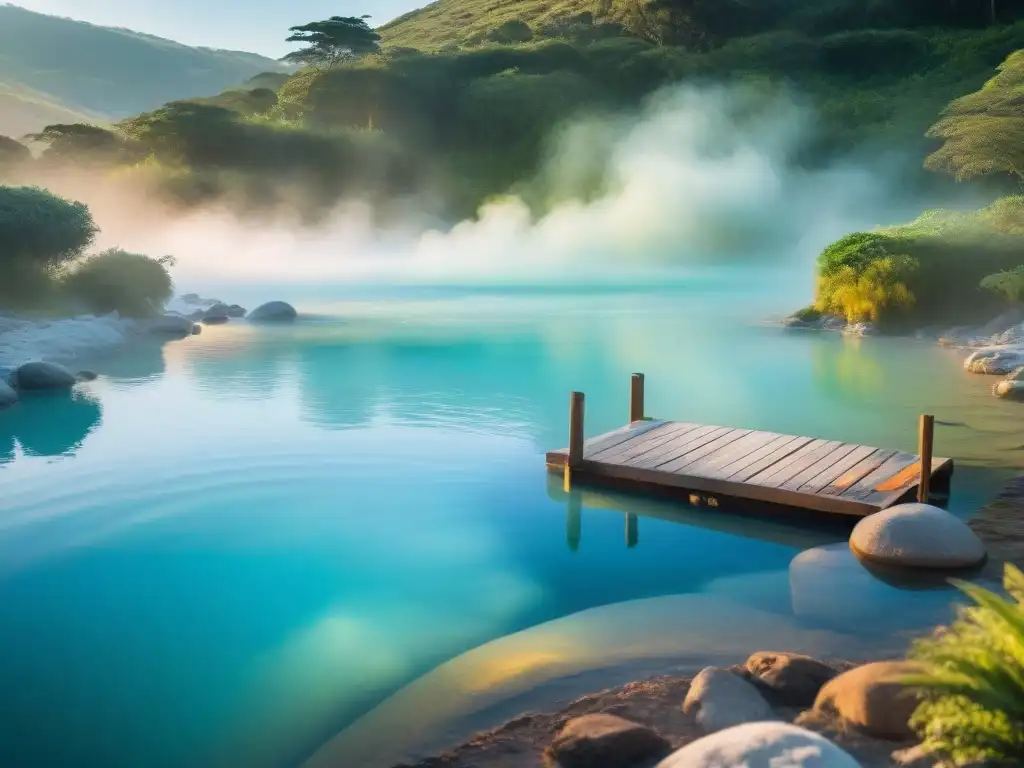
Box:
717 435 813 482
628 425 727 470
591 421 703 463
868 457 954 509
746 439 834 487
546 419 669 465
801 444 883 495
780 443 862 492
660 429 754 474
820 449 896 496
839 451 918 500
588 421 688 462
681 430 787 477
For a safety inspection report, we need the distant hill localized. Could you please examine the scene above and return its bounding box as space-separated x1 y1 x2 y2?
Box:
380 0 606 50
0 4 285 137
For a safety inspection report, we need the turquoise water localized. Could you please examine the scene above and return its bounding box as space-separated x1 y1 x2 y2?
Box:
2 275 1023 768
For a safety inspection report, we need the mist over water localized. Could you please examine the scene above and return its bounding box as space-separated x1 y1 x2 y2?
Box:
39 85 925 292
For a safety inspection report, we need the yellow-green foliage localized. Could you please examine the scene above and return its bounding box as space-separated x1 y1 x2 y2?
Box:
905 564 1024 767
61 248 173 317
814 197 1024 326
927 49 1024 180
817 255 917 323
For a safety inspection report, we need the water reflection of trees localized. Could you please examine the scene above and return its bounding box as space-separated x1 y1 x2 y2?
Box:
0 390 102 463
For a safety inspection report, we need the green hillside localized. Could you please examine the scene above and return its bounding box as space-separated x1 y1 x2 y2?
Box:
380 0 608 50
0 4 284 136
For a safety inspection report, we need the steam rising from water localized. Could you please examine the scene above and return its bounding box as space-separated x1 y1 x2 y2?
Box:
43 85 913 289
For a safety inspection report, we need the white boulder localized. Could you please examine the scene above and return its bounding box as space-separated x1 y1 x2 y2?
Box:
657 722 861 768
994 379 1024 401
850 503 986 569
964 345 1024 375
683 667 776 734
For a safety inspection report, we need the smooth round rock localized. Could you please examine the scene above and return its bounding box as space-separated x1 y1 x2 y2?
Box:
994 380 1024 401
850 503 986 569
191 324 202 335
226 304 247 318
76 370 98 382
0 379 18 407
657 722 861 768
247 301 297 322
547 714 671 768
14 361 76 390
204 302 231 317
683 667 775 734
146 314 195 335
202 314 229 325
746 652 839 707
812 661 922 741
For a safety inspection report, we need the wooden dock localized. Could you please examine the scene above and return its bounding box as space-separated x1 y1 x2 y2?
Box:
546 375 954 518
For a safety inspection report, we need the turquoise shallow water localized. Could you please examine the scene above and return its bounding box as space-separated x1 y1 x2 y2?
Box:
2 275 1024 768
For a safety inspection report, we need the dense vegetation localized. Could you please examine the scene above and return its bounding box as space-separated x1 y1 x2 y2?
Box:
0 4 283 136
0 185 171 316
811 43 1024 328
906 564 1024 766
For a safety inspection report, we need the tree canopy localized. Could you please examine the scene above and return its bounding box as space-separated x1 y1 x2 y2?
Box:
282 16 381 70
24 123 133 164
0 185 96 266
925 49 1024 180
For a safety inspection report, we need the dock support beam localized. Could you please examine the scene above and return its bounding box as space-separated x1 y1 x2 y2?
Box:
565 391 585 490
629 373 645 423
918 414 934 504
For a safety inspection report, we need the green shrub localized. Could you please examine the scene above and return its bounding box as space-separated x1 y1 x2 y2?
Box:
487 19 534 44
817 254 918 323
982 266 1024 302
904 564 1024 767
792 305 823 322
819 29 931 78
62 249 174 317
0 186 97 307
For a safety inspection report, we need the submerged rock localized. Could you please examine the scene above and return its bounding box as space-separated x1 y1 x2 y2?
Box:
964 345 1024 374
248 301 297 322
809 661 923 741
683 667 775 734
0 379 17 407
746 652 839 707
850 503 987 569
657 722 861 768
14 361 77 390
547 714 671 768
145 314 195 335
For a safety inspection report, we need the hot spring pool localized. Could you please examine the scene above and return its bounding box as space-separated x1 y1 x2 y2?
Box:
1 282 1022 768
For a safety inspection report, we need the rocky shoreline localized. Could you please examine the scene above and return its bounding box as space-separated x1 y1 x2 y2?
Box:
0 295 298 409
391 652 929 768
783 306 1024 401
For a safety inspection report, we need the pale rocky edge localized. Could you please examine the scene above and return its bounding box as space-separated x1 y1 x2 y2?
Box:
0 294 297 407
783 305 1024 400
389 651 956 768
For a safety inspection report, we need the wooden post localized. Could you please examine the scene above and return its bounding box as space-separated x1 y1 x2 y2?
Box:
565 391 585 490
629 373 645 424
918 414 935 504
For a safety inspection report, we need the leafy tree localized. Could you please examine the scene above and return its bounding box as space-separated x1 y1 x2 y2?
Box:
283 16 381 70
0 185 97 305
981 265 1024 301
904 564 1024 767
0 186 96 267
925 50 1024 181
24 123 135 165
816 254 918 323
62 248 174 317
